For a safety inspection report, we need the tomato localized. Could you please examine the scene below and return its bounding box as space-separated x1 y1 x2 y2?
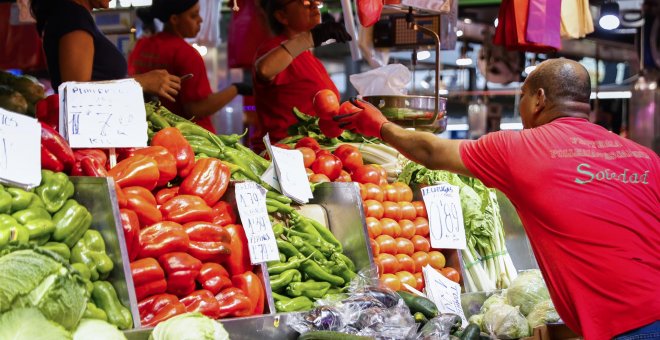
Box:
413 216 430 237
396 271 417 291
379 177 389 186
370 238 380 257
372 164 388 181
379 218 400 238
374 257 383 275
411 235 431 252
306 168 314 179
315 149 332 157
309 173 330 183
441 267 461 283
398 219 416 239
428 251 446 270
411 251 430 273
377 253 400 274
313 89 340 119
311 154 343 181
295 137 321 151
412 201 427 218
395 254 415 273
335 170 352 182
338 100 361 115
364 183 384 202
364 200 384 219
319 118 344 138
351 164 381 185
375 234 396 255
382 184 400 202
333 144 364 172
382 201 402 220
395 237 414 256
398 201 416 220
273 143 291 149
296 147 316 168
366 217 382 238
380 273 401 291
414 272 425 291
393 182 413 202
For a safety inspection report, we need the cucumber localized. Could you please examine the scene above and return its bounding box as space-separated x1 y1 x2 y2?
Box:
298 331 374 340
397 291 439 319
460 323 481 340
414 311 428 325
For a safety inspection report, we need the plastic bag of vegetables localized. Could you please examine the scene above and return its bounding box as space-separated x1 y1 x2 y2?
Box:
526 300 560 329
480 293 507 314
149 312 229 340
483 304 530 339
506 270 550 316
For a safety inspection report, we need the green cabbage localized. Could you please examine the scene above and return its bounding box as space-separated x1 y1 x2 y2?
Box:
506 270 550 316
73 319 126 340
149 313 230 340
483 304 530 339
468 314 484 329
0 308 71 339
526 300 560 329
0 247 87 329
480 293 507 314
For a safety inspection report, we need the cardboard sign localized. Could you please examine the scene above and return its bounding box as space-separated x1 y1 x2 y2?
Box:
59 80 148 148
263 134 313 204
422 265 468 326
234 181 280 264
0 108 41 189
421 183 466 249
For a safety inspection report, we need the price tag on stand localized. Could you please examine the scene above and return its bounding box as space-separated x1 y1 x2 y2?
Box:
59 80 148 148
0 108 41 189
421 183 466 249
422 265 468 326
234 181 280 264
263 134 313 204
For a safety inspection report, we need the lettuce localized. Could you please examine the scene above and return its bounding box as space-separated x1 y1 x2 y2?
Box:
73 319 126 340
150 313 229 340
526 300 560 329
0 308 71 339
506 270 550 316
483 304 530 339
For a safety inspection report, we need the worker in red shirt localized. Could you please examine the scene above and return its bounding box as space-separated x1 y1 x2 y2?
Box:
128 0 251 133
334 58 660 339
250 0 352 152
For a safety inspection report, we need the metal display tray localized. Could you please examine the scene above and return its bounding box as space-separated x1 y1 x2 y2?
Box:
70 176 141 328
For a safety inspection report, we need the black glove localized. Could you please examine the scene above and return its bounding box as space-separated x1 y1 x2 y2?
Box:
310 22 352 47
233 82 253 96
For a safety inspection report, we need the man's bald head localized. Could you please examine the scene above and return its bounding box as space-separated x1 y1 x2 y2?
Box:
525 59 591 104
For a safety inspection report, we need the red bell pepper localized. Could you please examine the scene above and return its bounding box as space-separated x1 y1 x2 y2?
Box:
35 94 59 130
196 263 232 295
182 221 231 262
223 224 252 276
232 272 265 315
71 149 107 176
120 208 141 261
158 252 202 297
180 289 221 319
138 293 186 327
108 154 160 190
150 127 195 178
131 146 177 187
113 180 128 209
179 158 230 206
212 201 237 226
40 122 75 173
80 157 108 177
155 186 179 206
124 187 162 226
215 287 253 318
138 221 189 259
131 257 167 300
159 195 214 224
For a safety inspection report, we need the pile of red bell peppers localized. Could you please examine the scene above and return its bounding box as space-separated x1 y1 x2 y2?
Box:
72 127 265 327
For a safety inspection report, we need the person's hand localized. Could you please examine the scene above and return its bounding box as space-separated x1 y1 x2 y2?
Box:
135 69 181 102
232 82 253 96
334 98 389 139
310 22 352 47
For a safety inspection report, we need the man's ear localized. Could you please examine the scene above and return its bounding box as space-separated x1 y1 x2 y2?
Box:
274 9 288 27
169 14 179 26
534 87 546 114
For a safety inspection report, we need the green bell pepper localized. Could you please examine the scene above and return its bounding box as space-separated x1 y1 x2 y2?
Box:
0 214 18 226
92 281 133 330
41 241 71 261
7 188 44 212
72 263 94 296
83 301 108 321
52 199 92 247
12 207 51 224
12 207 54 241
36 170 75 213
0 186 11 214
0 214 29 246
71 230 114 281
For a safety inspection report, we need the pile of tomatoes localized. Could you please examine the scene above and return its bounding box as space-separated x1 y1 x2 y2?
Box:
359 181 461 292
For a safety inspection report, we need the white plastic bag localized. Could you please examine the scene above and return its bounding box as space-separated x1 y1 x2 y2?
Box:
349 64 410 96
195 0 220 47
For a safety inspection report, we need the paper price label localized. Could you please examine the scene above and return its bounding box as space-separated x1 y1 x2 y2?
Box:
234 181 280 264
0 108 41 189
421 183 466 249
59 80 148 148
422 265 468 326
263 134 313 204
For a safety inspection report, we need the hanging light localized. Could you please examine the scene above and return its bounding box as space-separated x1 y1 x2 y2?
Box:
417 50 431 61
524 54 538 75
456 44 472 66
599 1 620 30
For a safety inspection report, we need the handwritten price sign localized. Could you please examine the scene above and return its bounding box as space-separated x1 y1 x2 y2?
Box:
235 181 280 264
0 108 41 189
421 183 466 249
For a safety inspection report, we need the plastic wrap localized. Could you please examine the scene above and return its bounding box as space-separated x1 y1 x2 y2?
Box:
506 270 550 316
349 64 410 96
414 314 462 340
483 304 530 339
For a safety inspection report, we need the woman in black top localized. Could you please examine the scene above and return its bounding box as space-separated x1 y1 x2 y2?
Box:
31 0 181 101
